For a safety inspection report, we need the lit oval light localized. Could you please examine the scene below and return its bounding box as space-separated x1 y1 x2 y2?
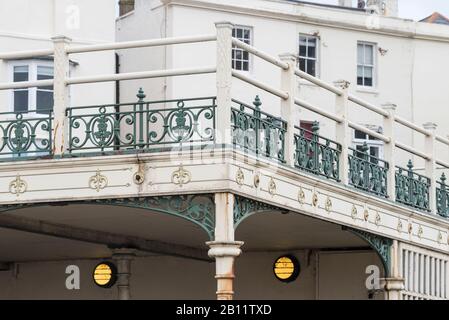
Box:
273 255 300 283
93 262 117 288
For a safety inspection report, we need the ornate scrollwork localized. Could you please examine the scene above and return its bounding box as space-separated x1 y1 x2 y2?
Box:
343 227 393 277
325 196 332 213
395 160 430 212
0 112 52 158
375 212 381 226
348 144 388 198
9 174 27 196
418 226 423 239
268 178 277 196
172 165 191 187
253 174 260 188
312 192 318 207
234 195 283 227
89 170 108 192
397 219 403 233
236 168 244 186
294 122 341 182
231 97 287 163
351 205 358 220
298 187 305 205
67 91 216 153
364 209 369 222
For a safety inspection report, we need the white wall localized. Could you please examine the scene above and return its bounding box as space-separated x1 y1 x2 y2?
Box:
0 0 116 111
0 250 383 299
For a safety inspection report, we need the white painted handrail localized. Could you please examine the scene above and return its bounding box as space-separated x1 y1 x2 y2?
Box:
0 48 54 60
294 98 343 123
231 38 289 70
232 71 289 100
294 68 343 96
436 135 449 147
348 94 390 117
348 121 391 143
67 34 217 54
395 141 431 161
67 67 216 85
395 116 431 137
0 79 54 90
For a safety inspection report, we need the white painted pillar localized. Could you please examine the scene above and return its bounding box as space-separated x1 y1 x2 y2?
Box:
382 103 397 200
206 193 243 300
423 122 437 213
334 80 350 185
215 22 234 146
52 36 71 156
112 248 136 300
279 53 297 167
381 240 404 300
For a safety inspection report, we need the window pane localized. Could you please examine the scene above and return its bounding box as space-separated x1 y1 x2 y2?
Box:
235 61 242 70
236 29 242 39
307 59 316 76
37 66 54 91
299 44 307 57
242 62 249 71
13 66 29 82
308 45 316 58
299 59 306 72
232 27 251 71
357 44 364 64
370 146 379 158
365 45 374 65
355 130 366 140
37 90 53 113
14 90 28 112
357 66 364 85
243 29 250 41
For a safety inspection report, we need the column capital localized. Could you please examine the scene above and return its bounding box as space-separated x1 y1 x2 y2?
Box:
279 53 297 63
333 79 350 90
215 21 235 29
112 248 137 260
206 241 244 258
423 122 437 131
380 277 405 291
51 35 72 44
381 102 397 112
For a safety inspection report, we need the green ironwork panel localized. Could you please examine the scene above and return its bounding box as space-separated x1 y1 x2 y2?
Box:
0 111 52 159
231 96 287 163
294 122 341 182
395 160 431 212
348 143 389 198
343 226 393 277
0 194 216 240
67 89 216 153
234 195 285 228
437 173 449 218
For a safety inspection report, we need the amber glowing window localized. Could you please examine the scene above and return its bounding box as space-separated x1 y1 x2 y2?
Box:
93 262 117 288
273 255 300 283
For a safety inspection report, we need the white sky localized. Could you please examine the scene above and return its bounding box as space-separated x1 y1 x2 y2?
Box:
115 1 449 21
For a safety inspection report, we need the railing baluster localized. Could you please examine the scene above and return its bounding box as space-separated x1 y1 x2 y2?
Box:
137 88 146 149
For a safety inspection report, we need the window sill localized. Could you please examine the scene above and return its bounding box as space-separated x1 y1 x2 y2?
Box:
356 86 379 95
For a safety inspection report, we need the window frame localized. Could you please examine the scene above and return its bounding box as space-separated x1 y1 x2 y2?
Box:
357 41 377 88
8 59 54 116
298 34 320 78
232 25 253 73
353 127 384 161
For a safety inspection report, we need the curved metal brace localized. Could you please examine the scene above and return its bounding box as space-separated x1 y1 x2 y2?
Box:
343 226 393 277
0 194 216 240
234 195 285 229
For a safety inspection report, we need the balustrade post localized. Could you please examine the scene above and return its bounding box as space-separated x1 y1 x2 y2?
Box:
52 36 72 156
279 53 297 166
334 80 350 184
382 103 397 200
136 88 146 149
215 22 234 146
423 122 438 213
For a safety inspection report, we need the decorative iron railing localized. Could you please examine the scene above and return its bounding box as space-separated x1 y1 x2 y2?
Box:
231 96 286 163
293 122 341 182
0 110 53 159
437 173 449 218
348 143 389 198
395 160 431 212
67 89 216 153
